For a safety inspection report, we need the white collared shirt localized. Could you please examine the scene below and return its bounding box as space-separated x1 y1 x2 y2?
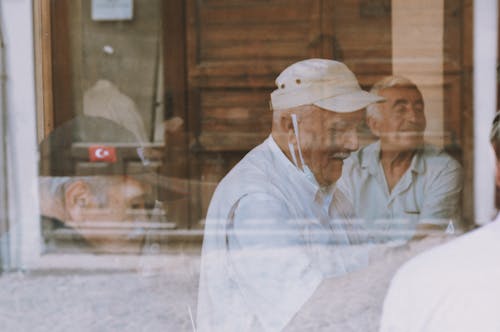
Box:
337 141 463 243
380 213 500 332
197 135 363 332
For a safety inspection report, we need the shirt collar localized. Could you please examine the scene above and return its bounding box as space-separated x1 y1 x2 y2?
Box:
360 140 426 175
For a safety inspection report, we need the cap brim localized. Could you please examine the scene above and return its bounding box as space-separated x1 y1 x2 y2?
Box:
131 173 188 202
313 90 385 113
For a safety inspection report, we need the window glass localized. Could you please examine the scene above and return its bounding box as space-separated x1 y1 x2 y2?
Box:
32 0 481 330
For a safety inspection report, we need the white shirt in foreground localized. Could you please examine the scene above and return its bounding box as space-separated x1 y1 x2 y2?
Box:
197 136 367 332
380 213 500 332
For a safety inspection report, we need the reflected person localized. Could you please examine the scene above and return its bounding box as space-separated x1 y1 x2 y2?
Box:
197 59 384 331
338 76 463 243
39 115 158 253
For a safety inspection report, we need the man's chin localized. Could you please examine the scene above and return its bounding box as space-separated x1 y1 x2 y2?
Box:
322 162 343 185
401 132 424 143
402 139 424 151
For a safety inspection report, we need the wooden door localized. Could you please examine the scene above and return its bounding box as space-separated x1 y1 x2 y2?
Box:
162 0 472 229
190 0 332 226
164 0 332 229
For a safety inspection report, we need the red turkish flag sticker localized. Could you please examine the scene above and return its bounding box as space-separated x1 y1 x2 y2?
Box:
88 146 117 163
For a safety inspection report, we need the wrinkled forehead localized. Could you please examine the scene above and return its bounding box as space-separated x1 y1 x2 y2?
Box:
305 106 365 128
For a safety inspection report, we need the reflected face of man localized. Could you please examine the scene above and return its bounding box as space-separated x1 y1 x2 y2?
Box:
64 176 153 252
371 86 426 152
78 176 150 223
298 106 364 187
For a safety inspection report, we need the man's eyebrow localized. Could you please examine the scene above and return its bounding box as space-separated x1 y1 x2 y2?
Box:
392 98 408 106
330 120 359 131
331 120 351 127
335 119 351 124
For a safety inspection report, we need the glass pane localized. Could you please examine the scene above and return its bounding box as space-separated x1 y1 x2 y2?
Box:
40 0 171 255
29 0 494 331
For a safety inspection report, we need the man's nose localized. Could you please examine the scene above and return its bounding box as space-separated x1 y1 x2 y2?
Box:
343 129 359 151
406 106 425 125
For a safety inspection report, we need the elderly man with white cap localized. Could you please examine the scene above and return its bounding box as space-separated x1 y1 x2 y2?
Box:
196 59 384 332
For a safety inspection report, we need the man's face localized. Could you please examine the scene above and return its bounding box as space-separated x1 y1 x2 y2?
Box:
370 86 426 152
66 176 153 252
81 176 150 223
297 106 364 187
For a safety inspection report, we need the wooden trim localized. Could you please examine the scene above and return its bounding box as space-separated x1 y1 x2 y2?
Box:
162 0 192 228
320 0 335 59
33 0 54 142
163 0 189 178
185 0 200 147
164 0 187 121
462 0 474 226
50 0 73 127
34 0 74 139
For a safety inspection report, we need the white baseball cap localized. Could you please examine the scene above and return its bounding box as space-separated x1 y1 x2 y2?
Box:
270 59 384 112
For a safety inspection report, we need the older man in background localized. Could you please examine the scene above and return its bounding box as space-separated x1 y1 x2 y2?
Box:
197 59 384 331
338 76 463 243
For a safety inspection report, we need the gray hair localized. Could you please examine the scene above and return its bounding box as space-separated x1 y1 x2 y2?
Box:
366 76 420 120
39 176 123 208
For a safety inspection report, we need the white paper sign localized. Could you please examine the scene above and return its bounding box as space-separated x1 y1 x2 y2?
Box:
91 0 133 21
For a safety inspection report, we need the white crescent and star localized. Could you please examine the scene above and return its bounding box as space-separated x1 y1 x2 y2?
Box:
95 148 110 159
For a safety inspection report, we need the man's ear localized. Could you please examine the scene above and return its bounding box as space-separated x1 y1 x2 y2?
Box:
64 180 92 222
366 116 381 137
280 113 296 144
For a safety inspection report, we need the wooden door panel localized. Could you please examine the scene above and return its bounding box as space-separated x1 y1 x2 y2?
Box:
329 0 392 74
444 0 464 72
188 0 323 72
197 2 320 62
185 0 324 224
199 89 272 152
187 0 324 145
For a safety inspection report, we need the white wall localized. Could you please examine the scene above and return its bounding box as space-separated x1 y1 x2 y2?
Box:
474 0 498 224
1 0 41 269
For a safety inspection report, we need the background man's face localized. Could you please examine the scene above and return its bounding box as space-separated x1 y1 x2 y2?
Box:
372 86 426 152
40 175 155 252
299 106 364 187
77 177 150 223
69 176 152 252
